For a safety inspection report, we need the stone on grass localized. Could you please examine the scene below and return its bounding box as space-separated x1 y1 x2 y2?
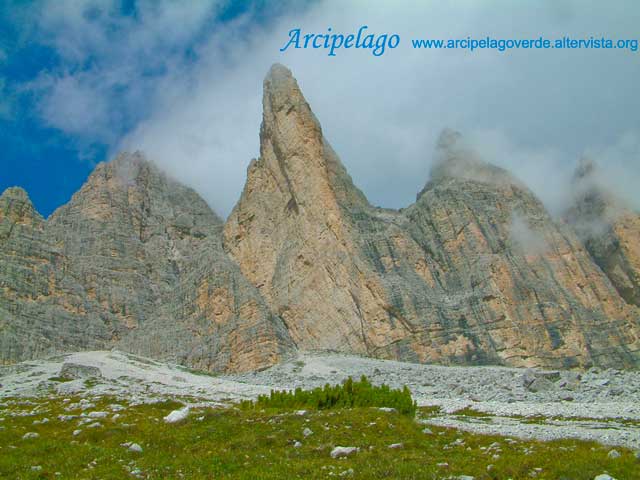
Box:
594 475 616 480
128 443 143 453
73 429 82 436
164 406 189 424
378 407 396 413
293 441 302 448
607 449 621 459
388 443 403 449
22 432 39 439
87 411 108 419
303 427 313 437
330 446 359 459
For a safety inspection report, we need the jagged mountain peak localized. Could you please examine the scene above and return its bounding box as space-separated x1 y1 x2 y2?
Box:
420 129 527 200
262 63 314 126
1 186 30 202
264 63 296 91
230 63 368 223
0 186 43 226
573 156 597 182
49 151 221 235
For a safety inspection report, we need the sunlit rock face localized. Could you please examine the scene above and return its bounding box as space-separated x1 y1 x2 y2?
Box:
224 64 640 369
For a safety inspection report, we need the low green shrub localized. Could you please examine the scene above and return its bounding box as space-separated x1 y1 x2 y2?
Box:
241 375 417 416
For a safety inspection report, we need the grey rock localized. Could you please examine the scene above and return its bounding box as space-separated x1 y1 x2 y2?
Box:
527 377 555 393
60 363 102 379
607 449 621 459
330 446 359 458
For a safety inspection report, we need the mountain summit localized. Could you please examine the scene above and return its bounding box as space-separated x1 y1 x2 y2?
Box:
1 64 639 371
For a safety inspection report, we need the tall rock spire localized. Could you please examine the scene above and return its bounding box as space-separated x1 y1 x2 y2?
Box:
224 64 376 353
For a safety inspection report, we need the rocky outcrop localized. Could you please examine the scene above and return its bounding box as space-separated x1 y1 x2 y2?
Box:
1 154 294 372
566 158 640 307
224 64 640 369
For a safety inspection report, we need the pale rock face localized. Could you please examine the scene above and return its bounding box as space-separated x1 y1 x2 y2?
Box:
224 64 640 369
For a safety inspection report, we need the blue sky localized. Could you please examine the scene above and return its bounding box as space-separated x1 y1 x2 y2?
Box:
1 1 639 218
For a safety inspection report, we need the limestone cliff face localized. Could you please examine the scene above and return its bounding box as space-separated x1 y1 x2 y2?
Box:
2 64 639 371
0 188 113 363
1 154 294 372
566 159 640 308
224 64 640 369
47 152 219 333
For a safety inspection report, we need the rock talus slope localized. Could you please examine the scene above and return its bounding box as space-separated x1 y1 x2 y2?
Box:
224 64 640 369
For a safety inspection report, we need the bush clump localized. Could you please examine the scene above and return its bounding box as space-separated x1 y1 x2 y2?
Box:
241 375 416 416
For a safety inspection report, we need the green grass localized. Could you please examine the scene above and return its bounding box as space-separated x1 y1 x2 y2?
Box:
47 377 74 383
449 407 640 427
0 395 637 479
241 376 417 416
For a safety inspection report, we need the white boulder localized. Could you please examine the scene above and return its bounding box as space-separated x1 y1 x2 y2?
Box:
164 406 190 424
330 446 359 459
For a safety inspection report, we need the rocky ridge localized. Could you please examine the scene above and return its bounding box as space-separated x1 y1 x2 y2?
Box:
223 64 640 370
1 63 639 372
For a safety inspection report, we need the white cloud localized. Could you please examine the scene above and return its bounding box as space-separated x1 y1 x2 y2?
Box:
19 0 640 217
27 0 222 141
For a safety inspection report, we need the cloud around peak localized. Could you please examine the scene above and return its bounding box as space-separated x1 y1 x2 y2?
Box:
8 0 640 217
